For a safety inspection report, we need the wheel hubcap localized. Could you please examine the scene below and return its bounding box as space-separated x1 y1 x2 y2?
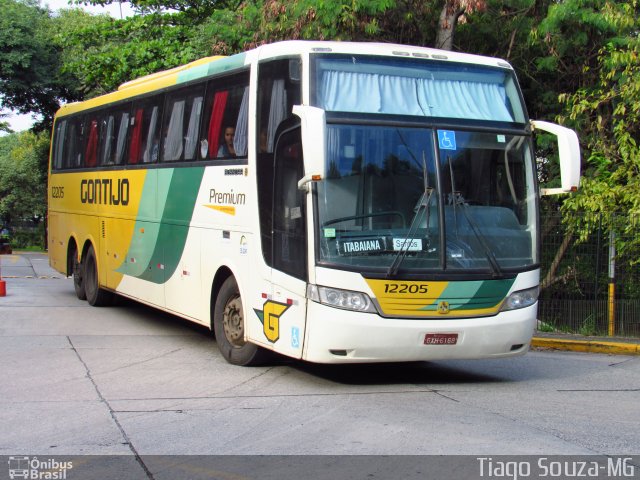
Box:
223 295 245 347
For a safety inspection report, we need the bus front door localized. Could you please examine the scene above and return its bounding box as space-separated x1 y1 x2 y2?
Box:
266 124 308 359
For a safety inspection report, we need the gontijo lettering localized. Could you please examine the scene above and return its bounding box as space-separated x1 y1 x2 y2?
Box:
80 178 129 205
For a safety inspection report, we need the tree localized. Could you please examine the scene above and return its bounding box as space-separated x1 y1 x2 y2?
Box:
0 0 81 131
0 131 49 227
0 112 12 135
76 0 239 22
196 0 497 56
435 0 487 50
55 6 217 97
558 1 640 263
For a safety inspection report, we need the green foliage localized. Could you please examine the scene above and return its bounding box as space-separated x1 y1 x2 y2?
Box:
1 0 638 271
557 1 640 263
54 9 202 96
195 0 446 56
0 0 81 130
10 224 46 250
0 131 49 227
77 0 238 21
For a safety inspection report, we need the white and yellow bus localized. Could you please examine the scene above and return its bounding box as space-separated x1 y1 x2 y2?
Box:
48 41 580 365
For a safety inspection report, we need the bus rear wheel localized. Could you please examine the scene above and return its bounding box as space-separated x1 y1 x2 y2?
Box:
213 276 269 366
83 245 113 307
72 247 86 300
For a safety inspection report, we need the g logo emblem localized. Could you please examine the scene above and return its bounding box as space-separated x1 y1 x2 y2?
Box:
438 301 450 314
254 300 290 343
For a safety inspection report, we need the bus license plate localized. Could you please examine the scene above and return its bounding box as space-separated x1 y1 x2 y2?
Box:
424 333 458 345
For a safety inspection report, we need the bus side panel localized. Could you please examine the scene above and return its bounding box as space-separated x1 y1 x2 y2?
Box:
47 212 66 274
104 217 134 291
98 169 150 292
165 226 204 322
49 172 98 273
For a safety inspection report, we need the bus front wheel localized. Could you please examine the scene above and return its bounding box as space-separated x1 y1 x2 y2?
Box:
83 245 113 307
213 276 269 366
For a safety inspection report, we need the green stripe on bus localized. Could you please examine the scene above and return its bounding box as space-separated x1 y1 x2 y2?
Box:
137 167 205 284
117 169 174 277
418 278 515 311
177 53 248 84
448 278 515 310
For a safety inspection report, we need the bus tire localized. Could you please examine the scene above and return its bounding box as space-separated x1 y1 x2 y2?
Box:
83 245 114 307
72 246 86 300
213 275 269 366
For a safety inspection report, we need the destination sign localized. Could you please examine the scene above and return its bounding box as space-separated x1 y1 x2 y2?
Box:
337 236 387 255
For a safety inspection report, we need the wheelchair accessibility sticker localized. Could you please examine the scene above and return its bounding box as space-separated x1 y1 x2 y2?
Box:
438 130 457 151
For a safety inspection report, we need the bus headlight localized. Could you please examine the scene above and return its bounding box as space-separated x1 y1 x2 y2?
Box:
308 285 377 313
500 286 539 311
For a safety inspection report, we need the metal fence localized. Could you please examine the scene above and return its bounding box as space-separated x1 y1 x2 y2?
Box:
538 212 640 337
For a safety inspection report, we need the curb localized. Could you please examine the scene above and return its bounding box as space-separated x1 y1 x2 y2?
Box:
532 337 640 355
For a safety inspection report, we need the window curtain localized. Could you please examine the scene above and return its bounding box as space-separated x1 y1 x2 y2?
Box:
184 96 203 160
319 71 513 121
233 86 250 156
266 79 287 152
85 120 99 167
163 100 185 161
115 112 129 165
142 106 159 163
101 115 114 165
129 109 144 164
207 90 228 158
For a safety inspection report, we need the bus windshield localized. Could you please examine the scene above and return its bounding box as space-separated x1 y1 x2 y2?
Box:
315 124 538 274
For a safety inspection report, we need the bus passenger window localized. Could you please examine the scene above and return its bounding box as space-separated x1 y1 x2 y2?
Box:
200 71 249 160
52 120 67 170
128 96 163 164
162 85 204 162
257 58 301 155
65 116 86 169
98 106 131 167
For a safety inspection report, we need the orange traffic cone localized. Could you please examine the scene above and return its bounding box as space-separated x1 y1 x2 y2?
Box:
0 255 6 296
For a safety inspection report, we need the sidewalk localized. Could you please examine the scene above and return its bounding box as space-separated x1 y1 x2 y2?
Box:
532 332 640 355
0 251 64 279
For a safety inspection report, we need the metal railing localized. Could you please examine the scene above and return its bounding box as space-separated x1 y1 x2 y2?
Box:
538 212 640 337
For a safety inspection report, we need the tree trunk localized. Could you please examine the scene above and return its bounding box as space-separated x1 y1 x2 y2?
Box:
435 3 465 51
541 233 573 290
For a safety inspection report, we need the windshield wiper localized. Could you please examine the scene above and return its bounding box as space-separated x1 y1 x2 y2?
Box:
387 148 432 278
447 155 503 277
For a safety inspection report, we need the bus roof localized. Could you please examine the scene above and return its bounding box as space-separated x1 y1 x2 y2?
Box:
54 40 514 119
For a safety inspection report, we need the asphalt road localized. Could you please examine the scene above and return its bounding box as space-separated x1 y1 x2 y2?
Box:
1 253 639 465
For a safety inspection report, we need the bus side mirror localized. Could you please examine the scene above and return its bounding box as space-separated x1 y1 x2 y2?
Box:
531 120 581 195
293 105 325 191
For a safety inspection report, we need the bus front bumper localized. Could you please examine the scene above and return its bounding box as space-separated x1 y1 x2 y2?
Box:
302 301 537 363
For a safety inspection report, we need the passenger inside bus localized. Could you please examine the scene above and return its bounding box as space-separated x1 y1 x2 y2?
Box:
218 126 236 158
